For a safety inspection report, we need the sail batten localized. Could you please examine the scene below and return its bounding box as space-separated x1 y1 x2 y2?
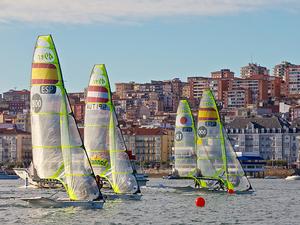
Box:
196 89 251 191
31 35 101 200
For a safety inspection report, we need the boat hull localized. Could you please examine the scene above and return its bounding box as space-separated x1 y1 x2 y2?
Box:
21 197 104 209
0 174 19 180
285 175 300 181
14 168 62 188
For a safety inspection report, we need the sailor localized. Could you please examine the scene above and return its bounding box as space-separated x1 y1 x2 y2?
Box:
93 175 104 201
195 180 200 188
95 175 103 189
194 169 203 188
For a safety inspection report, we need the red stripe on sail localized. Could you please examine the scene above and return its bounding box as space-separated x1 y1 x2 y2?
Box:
198 117 217 121
32 79 58 84
198 108 216 112
86 97 109 103
88 86 108 92
32 63 56 69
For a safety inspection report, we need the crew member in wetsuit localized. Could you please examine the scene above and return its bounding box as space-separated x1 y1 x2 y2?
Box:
194 169 203 188
95 175 103 189
94 175 104 201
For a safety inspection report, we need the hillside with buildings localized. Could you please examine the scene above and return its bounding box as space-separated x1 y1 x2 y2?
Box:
1 61 300 170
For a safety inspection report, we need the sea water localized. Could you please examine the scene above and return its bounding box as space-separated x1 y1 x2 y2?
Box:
0 178 299 225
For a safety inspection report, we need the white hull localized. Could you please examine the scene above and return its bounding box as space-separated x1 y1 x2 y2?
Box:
21 197 104 209
285 175 300 181
13 168 39 186
14 168 62 188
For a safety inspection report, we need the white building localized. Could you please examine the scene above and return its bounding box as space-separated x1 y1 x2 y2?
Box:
226 116 299 165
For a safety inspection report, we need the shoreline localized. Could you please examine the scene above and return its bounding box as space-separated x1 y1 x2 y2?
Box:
144 169 170 178
144 167 297 178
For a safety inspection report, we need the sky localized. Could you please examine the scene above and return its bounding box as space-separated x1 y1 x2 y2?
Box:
0 0 300 93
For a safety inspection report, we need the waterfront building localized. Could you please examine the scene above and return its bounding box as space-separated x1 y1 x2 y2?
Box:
236 152 266 177
0 127 32 166
122 127 174 164
226 116 299 165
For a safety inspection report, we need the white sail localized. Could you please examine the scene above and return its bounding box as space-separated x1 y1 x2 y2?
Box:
196 89 251 191
85 64 139 194
108 111 139 193
31 35 101 200
174 100 197 177
84 65 111 177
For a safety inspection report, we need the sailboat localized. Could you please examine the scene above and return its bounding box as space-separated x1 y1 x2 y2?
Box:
84 64 140 199
173 100 197 178
195 89 252 192
22 35 104 208
14 162 62 188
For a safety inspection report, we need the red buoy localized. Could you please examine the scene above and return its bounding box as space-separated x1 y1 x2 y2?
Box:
195 197 205 207
228 189 235 194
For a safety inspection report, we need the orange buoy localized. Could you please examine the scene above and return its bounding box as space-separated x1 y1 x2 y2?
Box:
228 189 235 194
195 197 205 207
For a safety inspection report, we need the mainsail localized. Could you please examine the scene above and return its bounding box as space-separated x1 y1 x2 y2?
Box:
31 35 101 200
174 100 197 177
85 64 139 194
196 89 251 192
108 111 139 193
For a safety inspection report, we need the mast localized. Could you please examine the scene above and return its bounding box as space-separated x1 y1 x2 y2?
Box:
31 35 101 200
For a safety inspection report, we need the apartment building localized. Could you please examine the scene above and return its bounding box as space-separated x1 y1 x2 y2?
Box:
122 127 174 164
240 63 269 78
0 127 32 166
226 116 299 165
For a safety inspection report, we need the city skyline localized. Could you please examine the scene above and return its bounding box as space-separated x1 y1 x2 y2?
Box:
1 0 300 93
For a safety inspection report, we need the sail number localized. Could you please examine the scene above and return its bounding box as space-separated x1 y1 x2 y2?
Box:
34 48 55 63
36 52 54 61
31 94 43 113
175 131 183 141
198 126 207 138
91 74 106 86
86 103 109 111
40 85 56 94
